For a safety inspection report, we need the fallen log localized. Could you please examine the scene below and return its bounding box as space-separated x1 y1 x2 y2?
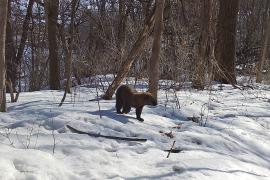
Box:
66 125 147 142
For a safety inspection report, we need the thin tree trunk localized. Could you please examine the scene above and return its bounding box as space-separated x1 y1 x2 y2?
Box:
73 26 82 85
66 0 78 92
118 0 126 54
103 7 156 100
59 0 78 106
192 0 211 90
5 0 17 91
100 0 106 19
45 0 60 90
15 0 34 78
140 0 153 20
5 78 19 103
256 3 270 83
148 0 165 99
214 0 239 84
117 0 129 72
0 0 8 112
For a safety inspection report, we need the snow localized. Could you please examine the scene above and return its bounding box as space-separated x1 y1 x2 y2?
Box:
1 82 270 179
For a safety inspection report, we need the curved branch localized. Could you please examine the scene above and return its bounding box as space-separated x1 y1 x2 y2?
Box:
66 125 147 142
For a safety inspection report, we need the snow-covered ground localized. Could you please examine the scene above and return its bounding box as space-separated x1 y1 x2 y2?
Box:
0 82 270 180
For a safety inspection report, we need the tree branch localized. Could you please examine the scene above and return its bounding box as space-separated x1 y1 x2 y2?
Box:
66 125 147 142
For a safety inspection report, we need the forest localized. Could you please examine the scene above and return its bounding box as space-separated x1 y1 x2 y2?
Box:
0 0 268 106
0 0 270 179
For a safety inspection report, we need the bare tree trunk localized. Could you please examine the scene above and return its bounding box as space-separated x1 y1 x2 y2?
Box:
5 0 16 91
5 0 34 100
148 0 165 99
73 26 82 85
192 0 211 90
256 2 270 83
140 0 153 20
214 0 239 84
103 7 156 100
99 0 106 19
0 0 8 112
45 0 60 90
59 0 78 106
118 0 126 56
65 0 78 93
15 0 34 80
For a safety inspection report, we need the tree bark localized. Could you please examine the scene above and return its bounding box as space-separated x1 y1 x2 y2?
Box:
214 0 239 84
45 0 60 90
256 2 270 83
66 125 147 142
66 0 78 93
117 0 129 65
192 0 211 90
5 0 34 96
148 0 165 99
140 0 153 20
103 7 156 100
16 0 34 66
5 0 17 91
0 0 8 112
59 0 79 106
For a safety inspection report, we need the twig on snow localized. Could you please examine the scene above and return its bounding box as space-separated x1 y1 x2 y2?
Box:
66 125 147 142
166 140 176 158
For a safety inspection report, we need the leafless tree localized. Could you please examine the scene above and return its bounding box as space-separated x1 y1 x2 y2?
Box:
0 0 8 112
214 0 239 84
45 0 60 90
59 0 79 106
256 1 270 83
148 0 165 99
103 5 156 100
192 0 212 90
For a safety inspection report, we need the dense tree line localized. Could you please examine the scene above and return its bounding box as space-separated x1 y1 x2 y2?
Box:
0 0 269 111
